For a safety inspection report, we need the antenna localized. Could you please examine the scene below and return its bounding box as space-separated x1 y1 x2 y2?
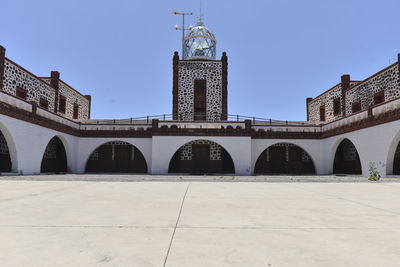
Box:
198 0 204 24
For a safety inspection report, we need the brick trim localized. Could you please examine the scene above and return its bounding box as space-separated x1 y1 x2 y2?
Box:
84 95 91 119
2 98 400 140
341 74 350 117
0 46 5 91
172 51 179 120
398 53 400 79
306 97 312 121
221 52 228 120
50 71 60 113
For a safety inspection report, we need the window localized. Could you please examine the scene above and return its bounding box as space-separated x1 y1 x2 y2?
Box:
333 98 341 115
194 80 206 120
319 105 325 121
39 98 48 109
73 103 79 119
16 87 27 100
374 91 384 105
352 101 361 113
59 96 66 114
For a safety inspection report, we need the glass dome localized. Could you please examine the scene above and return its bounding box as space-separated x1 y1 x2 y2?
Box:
184 22 216 60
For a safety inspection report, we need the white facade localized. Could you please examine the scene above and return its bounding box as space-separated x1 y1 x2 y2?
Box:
2 112 400 177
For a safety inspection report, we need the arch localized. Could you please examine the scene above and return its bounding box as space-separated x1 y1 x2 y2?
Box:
254 142 316 175
332 138 362 174
85 140 148 173
40 136 68 173
168 139 235 174
386 130 400 175
0 121 17 172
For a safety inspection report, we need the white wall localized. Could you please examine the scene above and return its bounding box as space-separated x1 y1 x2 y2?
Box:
1 113 400 177
0 114 77 174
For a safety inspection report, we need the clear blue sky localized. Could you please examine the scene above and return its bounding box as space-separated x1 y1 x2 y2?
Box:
1 0 399 120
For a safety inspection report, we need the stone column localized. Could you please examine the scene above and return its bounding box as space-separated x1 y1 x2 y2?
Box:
172 51 179 120
84 95 91 119
0 46 5 91
306 97 313 121
221 52 228 120
50 71 60 113
341 74 350 117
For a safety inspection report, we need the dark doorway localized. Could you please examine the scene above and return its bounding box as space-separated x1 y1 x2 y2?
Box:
168 140 235 174
269 146 286 173
41 137 68 173
254 143 315 175
393 142 400 175
194 80 206 120
85 141 147 173
0 130 12 172
333 139 362 174
192 144 210 174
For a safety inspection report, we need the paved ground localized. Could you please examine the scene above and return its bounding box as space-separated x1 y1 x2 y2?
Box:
0 175 400 266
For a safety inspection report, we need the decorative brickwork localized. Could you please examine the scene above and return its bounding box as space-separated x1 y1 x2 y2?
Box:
179 140 221 160
345 64 399 115
177 60 222 121
3 60 56 111
308 84 343 123
58 81 89 120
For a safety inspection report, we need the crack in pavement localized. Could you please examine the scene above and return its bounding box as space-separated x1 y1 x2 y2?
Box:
163 183 191 267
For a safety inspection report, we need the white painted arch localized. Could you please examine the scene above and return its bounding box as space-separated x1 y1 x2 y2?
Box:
75 137 152 173
251 139 323 174
40 135 73 172
166 138 236 173
151 136 252 175
252 140 318 174
0 120 18 172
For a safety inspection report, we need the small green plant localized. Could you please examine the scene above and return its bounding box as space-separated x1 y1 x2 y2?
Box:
368 162 381 181
179 176 182 181
231 176 235 180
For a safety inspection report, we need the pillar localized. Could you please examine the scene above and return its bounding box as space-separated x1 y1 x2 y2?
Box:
172 51 179 120
0 46 5 91
50 71 60 113
341 74 350 117
221 52 228 120
306 97 313 121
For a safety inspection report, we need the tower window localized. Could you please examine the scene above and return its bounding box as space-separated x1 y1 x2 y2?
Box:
319 105 325 121
59 96 66 114
16 87 28 100
194 80 206 120
39 98 49 109
374 91 384 105
333 98 341 115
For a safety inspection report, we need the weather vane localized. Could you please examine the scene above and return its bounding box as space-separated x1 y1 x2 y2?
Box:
173 11 193 60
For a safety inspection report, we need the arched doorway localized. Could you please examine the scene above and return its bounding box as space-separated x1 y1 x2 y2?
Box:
85 141 147 173
254 143 315 174
168 140 235 174
333 139 361 174
0 130 12 172
392 142 400 174
41 136 68 173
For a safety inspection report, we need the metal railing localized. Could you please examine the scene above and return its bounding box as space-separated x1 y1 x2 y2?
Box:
80 112 312 126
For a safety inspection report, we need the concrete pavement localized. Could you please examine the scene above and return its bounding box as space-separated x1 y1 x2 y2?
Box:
0 176 399 266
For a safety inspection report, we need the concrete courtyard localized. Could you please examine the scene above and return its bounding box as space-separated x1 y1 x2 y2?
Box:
0 175 399 266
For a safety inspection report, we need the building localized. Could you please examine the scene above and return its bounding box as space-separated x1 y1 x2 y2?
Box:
0 20 400 177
